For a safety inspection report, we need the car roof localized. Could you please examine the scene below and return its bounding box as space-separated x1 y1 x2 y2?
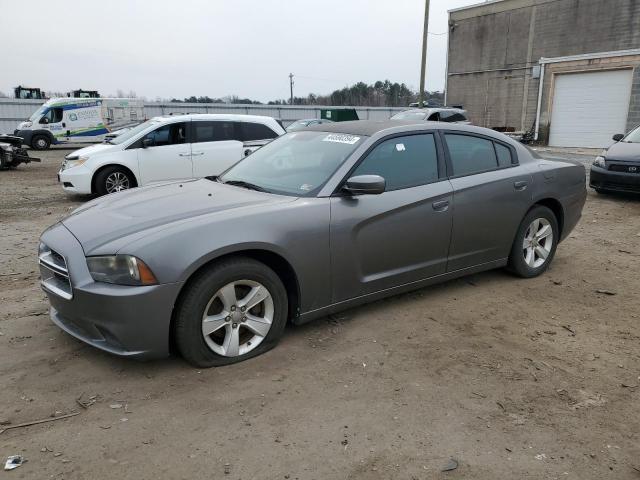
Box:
398 108 465 114
305 119 508 140
153 113 278 123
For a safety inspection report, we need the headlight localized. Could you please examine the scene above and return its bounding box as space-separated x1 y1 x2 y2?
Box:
86 255 157 286
61 156 88 171
593 156 606 168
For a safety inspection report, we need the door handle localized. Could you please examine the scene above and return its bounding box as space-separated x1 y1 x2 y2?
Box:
514 180 528 190
178 153 191 157
192 152 204 156
432 200 450 212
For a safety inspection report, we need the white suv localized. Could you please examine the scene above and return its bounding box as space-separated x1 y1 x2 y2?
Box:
58 114 285 195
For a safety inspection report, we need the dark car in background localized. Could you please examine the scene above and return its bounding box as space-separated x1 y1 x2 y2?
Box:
590 126 640 194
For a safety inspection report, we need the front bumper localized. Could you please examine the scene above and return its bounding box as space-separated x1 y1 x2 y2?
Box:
40 222 182 360
14 129 32 146
58 165 93 194
590 165 640 193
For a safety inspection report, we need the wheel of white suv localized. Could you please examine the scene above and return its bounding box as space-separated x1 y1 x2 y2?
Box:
174 257 288 367
95 166 135 195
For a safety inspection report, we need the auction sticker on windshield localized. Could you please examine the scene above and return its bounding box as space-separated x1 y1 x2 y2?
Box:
322 134 360 145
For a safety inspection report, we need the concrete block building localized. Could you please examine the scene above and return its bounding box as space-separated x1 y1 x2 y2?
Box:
445 0 640 147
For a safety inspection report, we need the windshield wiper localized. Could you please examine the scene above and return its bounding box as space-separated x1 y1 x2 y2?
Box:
223 179 267 192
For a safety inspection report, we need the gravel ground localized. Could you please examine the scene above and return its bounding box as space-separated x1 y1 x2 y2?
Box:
1 148 639 479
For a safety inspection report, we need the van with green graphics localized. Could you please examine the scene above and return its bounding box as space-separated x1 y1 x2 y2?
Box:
15 98 145 150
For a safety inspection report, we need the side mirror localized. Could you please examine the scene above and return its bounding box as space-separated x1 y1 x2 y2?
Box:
142 138 154 148
40 118 49 124
342 175 386 195
612 133 624 142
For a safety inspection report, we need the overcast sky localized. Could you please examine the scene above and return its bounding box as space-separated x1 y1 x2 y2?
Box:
2 0 481 102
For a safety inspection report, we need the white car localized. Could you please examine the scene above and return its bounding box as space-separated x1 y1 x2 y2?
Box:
391 107 471 124
58 114 285 195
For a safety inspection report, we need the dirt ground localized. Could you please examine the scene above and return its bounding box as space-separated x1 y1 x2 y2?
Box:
1 148 639 480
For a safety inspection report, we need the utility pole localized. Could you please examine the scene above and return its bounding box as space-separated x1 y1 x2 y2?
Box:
289 73 294 105
418 0 430 108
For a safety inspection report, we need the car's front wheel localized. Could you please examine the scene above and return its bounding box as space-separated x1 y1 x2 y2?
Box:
31 135 50 150
94 166 134 195
174 257 288 367
507 205 558 278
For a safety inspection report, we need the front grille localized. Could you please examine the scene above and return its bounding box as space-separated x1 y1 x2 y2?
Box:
597 181 640 193
609 164 640 173
39 245 73 300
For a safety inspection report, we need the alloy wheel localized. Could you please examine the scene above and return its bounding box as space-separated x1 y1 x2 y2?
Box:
522 218 553 268
201 280 274 357
105 172 130 193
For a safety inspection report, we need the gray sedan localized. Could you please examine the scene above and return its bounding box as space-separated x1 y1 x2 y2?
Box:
38 121 586 367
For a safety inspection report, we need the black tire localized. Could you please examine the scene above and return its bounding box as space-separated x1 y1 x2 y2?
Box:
94 166 134 196
507 205 559 278
174 257 288 367
594 188 606 194
31 135 50 150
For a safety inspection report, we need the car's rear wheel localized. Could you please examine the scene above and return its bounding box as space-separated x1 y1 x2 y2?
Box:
95 166 134 195
31 135 50 150
507 205 558 278
174 257 288 367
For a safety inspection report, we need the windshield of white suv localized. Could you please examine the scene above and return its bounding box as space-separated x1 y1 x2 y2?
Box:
390 111 428 121
219 131 364 196
107 119 160 145
622 125 640 143
28 105 48 122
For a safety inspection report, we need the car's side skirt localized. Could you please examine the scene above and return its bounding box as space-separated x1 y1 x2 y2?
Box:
295 258 508 325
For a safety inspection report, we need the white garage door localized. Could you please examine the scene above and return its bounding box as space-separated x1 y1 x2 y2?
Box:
548 69 632 148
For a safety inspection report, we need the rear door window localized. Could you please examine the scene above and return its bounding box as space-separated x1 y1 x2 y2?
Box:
240 122 279 141
495 142 514 167
192 121 237 143
444 134 498 176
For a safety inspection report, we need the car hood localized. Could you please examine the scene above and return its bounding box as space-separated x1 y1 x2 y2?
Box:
62 179 296 253
604 141 640 162
69 142 120 158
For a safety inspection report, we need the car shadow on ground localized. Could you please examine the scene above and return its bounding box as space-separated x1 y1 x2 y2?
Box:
57 267 516 378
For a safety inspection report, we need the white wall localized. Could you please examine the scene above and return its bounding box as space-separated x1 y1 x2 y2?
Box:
0 99 406 135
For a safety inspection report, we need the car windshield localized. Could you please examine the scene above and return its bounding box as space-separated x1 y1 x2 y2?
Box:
107 119 160 145
622 125 640 143
28 105 48 122
286 120 311 131
219 131 364 196
391 111 428 121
